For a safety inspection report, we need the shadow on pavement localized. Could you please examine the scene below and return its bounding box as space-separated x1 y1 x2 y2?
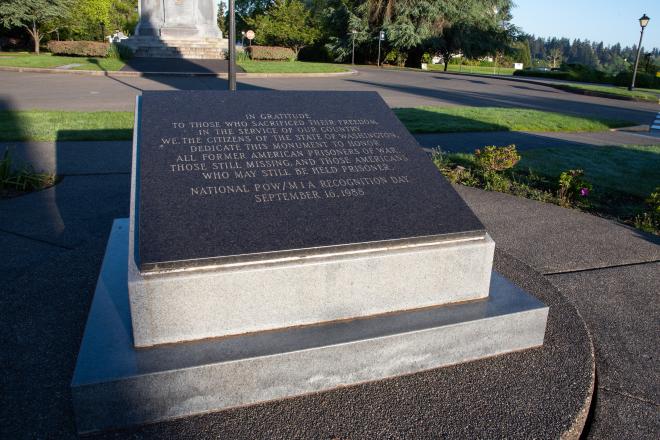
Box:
121 58 245 74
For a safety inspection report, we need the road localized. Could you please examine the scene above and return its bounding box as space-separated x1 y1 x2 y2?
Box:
0 67 657 125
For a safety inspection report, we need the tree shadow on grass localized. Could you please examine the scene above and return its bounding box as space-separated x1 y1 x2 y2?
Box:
394 107 508 133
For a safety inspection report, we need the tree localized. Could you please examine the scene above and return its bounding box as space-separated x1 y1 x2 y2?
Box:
547 46 563 68
247 0 320 57
512 39 531 66
217 2 227 36
0 0 72 53
69 0 138 40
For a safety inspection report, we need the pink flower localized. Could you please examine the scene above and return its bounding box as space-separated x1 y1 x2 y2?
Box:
580 188 590 197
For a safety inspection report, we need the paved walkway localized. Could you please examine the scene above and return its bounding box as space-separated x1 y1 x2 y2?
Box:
1 140 658 438
455 186 660 439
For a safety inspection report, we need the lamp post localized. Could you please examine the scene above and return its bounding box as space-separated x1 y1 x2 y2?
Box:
228 0 237 91
351 30 357 65
241 31 245 48
377 30 384 67
629 13 650 91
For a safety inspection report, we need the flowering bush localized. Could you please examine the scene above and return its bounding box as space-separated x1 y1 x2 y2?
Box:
558 169 593 207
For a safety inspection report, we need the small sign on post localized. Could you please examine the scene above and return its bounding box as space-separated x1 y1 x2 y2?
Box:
246 29 255 46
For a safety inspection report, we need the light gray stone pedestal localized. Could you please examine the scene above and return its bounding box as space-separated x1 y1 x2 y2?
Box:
71 219 548 434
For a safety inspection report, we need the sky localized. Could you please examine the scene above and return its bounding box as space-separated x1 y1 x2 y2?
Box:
511 0 660 49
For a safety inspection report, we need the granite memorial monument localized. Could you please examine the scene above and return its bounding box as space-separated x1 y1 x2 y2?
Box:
71 91 549 433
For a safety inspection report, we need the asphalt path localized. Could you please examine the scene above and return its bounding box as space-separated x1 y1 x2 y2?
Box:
0 67 657 126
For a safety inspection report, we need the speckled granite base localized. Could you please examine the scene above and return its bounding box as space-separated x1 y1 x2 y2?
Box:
71 219 548 434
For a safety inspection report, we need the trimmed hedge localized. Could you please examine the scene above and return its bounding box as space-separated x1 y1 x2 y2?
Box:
613 71 659 89
246 45 295 61
514 63 660 90
513 69 570 80
47 41 110 57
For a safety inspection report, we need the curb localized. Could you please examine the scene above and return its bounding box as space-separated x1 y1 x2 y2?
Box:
0 65 358 79
491 248 597 440
435 71 660 104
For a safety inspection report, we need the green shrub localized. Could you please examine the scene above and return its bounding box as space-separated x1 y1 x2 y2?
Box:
236 50 250 62
513 69 570 80
561 63 610 83
558 169 593 207
612 71 660 89
246 45 296 61
297 44 332 62
514 62 660 90
384 48 407 67
47 41 110 57
474 145 521 172
514 63 609 84
107 43 133 60
634 187 660 234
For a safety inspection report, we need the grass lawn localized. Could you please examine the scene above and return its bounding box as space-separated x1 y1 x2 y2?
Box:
554 83 659 102
237 60 348 73
0 111 134 142
0 52 124 71
395 106 635 133
1 106 638 141
428 64 515 76
518 144 660 198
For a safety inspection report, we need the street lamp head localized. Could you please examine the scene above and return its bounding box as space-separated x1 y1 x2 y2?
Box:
639 14 650 28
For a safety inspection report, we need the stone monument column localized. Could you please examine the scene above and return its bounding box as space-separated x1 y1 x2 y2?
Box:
136 0 222 40
135 0 163 37
128 0 227 58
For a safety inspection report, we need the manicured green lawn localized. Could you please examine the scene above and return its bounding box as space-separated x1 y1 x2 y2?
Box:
518 144 660 198
554 83 659 102
428 64 515 76
395 106 634 133
2 106 639 141
237 60 348 73
0 111 134 141
0 52 124 71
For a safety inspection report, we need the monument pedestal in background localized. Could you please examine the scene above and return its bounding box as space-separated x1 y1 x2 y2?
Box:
122 0 228 59
71 91 549 434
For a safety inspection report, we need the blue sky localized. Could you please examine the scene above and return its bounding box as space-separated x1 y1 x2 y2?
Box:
511 0 660 49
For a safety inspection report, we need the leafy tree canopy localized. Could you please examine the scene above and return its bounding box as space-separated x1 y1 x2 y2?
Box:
246 0 320 56
0 0 72 53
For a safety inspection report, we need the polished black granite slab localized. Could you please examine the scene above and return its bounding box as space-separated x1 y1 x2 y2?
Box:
136 91 485 272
